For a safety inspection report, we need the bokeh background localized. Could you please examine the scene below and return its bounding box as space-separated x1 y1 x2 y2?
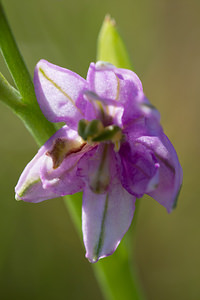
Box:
0 0 199 299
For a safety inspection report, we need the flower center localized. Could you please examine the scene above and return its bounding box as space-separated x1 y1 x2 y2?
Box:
78 119 122 151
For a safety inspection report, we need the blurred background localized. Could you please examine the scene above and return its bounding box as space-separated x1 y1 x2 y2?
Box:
0 0 199 299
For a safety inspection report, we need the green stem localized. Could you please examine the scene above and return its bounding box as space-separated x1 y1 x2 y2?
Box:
0 2 34 104
93 228 144 300
0 2 56 145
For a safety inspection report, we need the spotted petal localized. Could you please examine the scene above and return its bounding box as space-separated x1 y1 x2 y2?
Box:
34 60 87 129
15 126 85 202
40 143 93 196
82 181 136 263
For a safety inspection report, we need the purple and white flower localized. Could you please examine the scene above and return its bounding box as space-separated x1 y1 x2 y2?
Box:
15 60 183 263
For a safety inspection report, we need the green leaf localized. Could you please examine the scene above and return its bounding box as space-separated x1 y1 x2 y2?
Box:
0 3 34 104
97 15 132 69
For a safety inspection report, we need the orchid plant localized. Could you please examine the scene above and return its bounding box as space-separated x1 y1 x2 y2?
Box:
0 3 182 299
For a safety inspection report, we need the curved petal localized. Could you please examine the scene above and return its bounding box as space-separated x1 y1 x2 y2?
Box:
84 62 146 128
40 143 93 196
82 181 136 263
118 142 159 197
34 60 87 128
136 134 183 212
87 62 142 105
15 126 85 202
122 91 161 136
15 154 58 203
14 153 56 203
87 62 122 101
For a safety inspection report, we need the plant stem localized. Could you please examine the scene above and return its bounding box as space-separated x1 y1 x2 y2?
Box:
0 2 56 145
0 2 34 104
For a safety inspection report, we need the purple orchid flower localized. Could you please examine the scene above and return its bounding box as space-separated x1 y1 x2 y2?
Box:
15 60 183 263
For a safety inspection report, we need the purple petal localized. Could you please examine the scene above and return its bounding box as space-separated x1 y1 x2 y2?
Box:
118 142 159 197
87 62 123 101
15 126 86 202
15 148 58 203
122 91 161 136
85 62 144 127
82 181 136 263
87 62 142 104
82 90 124 123
34 60 87 129
40 143 93 196
136 134 183 212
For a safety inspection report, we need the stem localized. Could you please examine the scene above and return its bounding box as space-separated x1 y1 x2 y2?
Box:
0 3 57 145
0 3 33 104
93 235 144 300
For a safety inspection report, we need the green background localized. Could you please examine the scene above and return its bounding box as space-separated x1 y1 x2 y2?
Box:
0 0 199 299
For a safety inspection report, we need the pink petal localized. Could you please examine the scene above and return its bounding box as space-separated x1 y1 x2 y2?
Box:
118 142 159 197
41 143 93 196
15 149 58 203
82 181 136 263
34 60 87 129
136 134 183 212
87 62 142 104
122 91 161 135
15 126 86 202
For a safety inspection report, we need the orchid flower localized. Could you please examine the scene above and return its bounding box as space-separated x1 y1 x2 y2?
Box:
15 60 183 263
